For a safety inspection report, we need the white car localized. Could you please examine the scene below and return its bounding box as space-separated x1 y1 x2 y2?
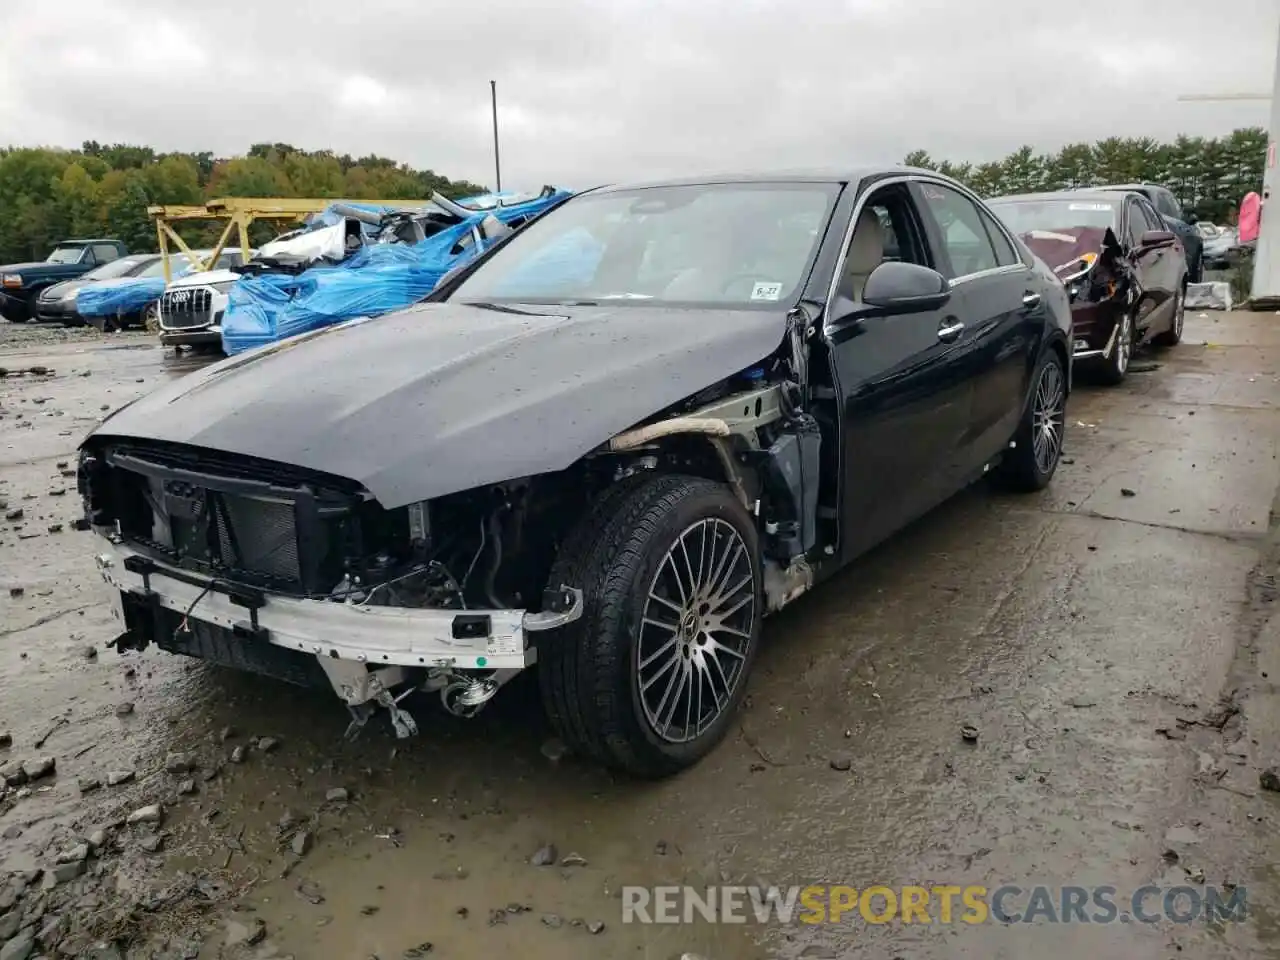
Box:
156 248 251 349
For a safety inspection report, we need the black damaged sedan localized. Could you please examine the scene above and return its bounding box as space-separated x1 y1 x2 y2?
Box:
78 169 1072 777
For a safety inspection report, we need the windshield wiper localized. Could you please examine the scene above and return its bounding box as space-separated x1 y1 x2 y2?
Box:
463 301 552 316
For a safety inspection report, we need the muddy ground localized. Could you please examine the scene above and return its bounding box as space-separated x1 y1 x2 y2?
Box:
2 312 1280 959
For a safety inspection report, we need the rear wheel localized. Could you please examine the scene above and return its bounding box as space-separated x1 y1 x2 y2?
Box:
143 302 161 333
1153 286 1184 347
538 474 762 778
991 348 1067 492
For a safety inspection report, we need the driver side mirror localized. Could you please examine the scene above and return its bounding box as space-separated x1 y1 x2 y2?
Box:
829 261 951 330
1138 229 1176 251
862 261 951 312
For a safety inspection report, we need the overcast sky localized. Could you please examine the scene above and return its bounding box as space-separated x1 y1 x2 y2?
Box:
1 0 1276 191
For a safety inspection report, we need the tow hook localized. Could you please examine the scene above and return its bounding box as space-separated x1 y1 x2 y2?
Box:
523 585 584 632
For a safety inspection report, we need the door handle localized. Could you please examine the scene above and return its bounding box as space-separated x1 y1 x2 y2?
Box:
937 319 965 342
1022 291 1041 308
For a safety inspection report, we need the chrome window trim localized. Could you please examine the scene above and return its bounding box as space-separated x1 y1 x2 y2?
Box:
821 173 1025 335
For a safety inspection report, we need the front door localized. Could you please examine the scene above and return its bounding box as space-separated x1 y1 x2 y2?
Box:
1126 196 1176 331
825 182 975 562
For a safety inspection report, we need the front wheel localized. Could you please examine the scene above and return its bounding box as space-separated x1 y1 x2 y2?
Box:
991 348 1067 492
538 474 762 778
1095 310 1133 386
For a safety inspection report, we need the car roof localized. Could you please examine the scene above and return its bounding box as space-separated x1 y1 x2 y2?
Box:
1093 183 1161 193
59 238 124 245
586 166 946 193
988 189 1136 205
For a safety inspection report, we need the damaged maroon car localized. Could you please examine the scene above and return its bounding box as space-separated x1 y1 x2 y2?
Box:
987 190 1186 384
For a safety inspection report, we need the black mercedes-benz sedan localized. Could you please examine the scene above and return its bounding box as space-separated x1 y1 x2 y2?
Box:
78 168 1072 777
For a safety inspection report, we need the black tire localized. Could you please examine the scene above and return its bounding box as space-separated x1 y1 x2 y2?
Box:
1095 309 1134 386
991 348 1067 493
1152 284 1184 347
538 474 763 778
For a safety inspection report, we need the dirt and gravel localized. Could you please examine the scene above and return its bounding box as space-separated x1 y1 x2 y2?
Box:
3 312 1280 959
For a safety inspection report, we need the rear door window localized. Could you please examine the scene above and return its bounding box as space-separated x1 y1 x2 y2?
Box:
976 206 1019 267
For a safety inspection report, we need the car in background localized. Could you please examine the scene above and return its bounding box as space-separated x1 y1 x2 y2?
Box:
1203 227 1238 269
0 239 129 322
79 168 1073 777
36 253 185 328
1094 183 1203 283
156 248 251 350
988 189 1186 385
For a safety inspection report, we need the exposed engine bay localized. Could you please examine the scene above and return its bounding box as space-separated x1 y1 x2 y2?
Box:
79 324 823 739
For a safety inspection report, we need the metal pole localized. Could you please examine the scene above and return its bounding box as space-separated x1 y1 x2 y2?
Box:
1250 21 1280 304
490 80 502 193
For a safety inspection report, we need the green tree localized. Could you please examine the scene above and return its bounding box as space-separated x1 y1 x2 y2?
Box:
901 126 1267 222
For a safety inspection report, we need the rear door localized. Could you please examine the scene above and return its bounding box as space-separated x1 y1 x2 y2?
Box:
914 181 1039 473
826 181 974 561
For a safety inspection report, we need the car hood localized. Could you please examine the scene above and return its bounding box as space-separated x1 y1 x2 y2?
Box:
3 261 82 275
169 269 239 288
41 278 85 300
87 300 788 507
1019 226 1119 274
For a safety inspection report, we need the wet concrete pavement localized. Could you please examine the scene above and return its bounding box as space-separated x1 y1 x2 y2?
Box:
2 314 1280 958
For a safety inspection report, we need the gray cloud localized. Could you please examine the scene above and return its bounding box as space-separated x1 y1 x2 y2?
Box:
1 0 1275 191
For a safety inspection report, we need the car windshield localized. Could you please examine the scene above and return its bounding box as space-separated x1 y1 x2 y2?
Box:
81 257 147 281
45 246 86 265
138 255 191 278
448 182 840 307
988 199 1117 236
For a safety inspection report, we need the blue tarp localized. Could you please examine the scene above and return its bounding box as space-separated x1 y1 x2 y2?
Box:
221 189 571 356
301 201 405 239
76 274 186 317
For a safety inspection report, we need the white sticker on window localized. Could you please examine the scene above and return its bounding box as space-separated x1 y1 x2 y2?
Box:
1068 202 1113 212
750 281 783 301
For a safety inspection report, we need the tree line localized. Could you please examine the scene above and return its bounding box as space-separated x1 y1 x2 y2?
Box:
0 142 488 264
903 127 1268 222
2 127 1268 263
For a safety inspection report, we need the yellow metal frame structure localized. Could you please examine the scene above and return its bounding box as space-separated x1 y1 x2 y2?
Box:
146 197 432 282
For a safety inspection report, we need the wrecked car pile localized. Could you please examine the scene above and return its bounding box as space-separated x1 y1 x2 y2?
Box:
219 188 571 355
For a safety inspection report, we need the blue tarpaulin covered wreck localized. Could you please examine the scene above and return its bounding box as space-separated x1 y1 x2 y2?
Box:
221 189 572 356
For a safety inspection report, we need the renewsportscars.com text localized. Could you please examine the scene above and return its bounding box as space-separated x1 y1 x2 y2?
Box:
621 884 1247 926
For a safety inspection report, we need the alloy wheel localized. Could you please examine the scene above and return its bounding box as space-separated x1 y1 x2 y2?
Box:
1032 360 1066 475
1174 290 1185 339
1116 313 1132 374
637 518 756 744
